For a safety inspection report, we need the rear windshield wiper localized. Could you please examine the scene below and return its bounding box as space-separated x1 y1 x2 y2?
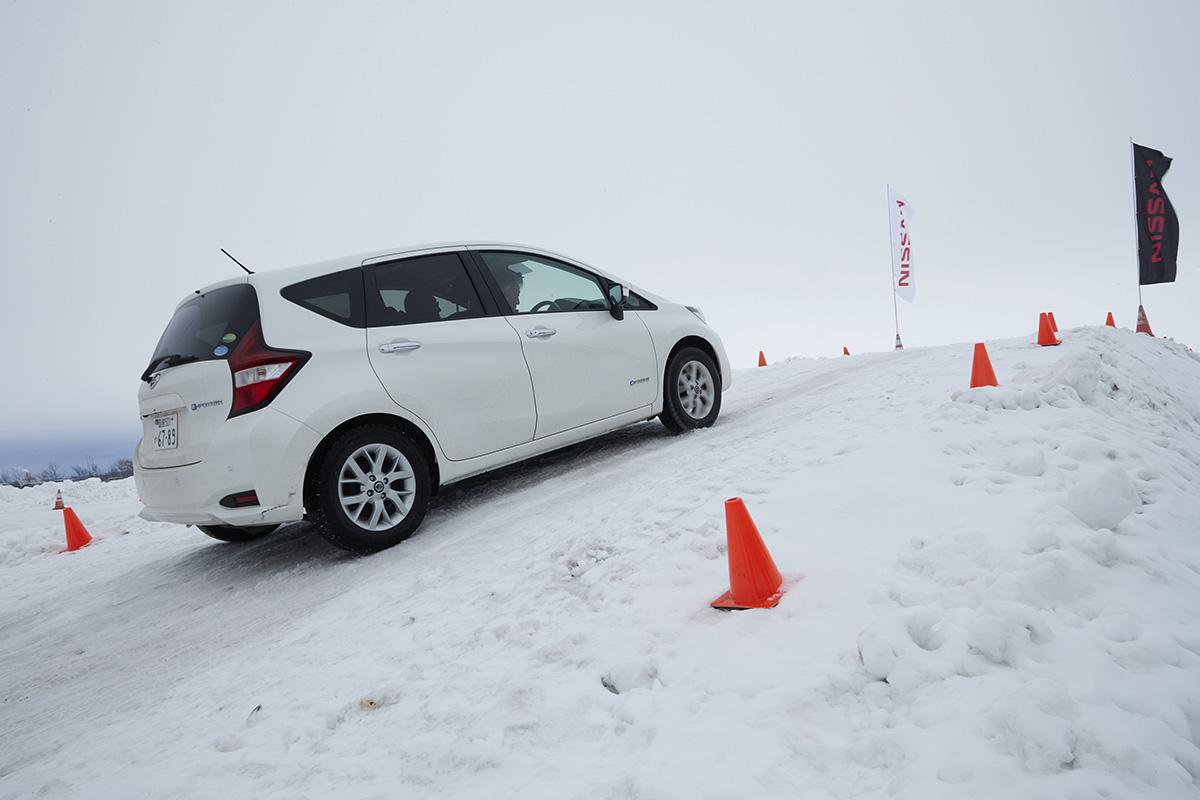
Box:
141 354 200 383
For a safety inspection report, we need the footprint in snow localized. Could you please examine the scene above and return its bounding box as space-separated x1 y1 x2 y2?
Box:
213 735 244 753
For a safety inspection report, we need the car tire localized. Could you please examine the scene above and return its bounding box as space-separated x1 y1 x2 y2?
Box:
310 424 431 554
197 524 279 543
660 346 722 434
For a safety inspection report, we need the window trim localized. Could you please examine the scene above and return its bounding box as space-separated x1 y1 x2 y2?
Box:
363 251 491 328
469 249 614 317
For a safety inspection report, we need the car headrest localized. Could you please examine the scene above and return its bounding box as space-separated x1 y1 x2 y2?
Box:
404 289 441 323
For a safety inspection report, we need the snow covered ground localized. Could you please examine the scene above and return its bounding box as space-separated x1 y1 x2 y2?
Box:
3 325 1200 799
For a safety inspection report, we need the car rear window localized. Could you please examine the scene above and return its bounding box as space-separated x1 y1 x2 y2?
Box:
148 283 259 368
281 267 366 327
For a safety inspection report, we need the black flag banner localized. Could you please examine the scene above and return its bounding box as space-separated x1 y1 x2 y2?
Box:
1133 143 1180 285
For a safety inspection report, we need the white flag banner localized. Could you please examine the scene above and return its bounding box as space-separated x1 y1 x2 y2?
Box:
888 187 915 302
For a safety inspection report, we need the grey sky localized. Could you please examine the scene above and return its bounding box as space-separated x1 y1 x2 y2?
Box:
2 0 1197 467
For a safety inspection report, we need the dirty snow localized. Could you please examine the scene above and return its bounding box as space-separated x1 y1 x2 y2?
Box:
2 325 1199 799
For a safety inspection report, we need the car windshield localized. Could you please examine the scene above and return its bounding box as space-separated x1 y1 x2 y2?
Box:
147 284 258 373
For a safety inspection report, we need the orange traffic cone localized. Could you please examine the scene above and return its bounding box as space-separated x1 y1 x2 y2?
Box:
52 490 64 510
1136 305 1154 336
1105 312 1116 327
60 507 93 552
970 343 998 388
894 334 904 351
1047 312 1058 332
1037 313 1060 346
757 351 767 367
842 346 850 356
711 498 785 610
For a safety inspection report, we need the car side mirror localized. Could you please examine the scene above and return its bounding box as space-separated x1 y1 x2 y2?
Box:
607 282 627 320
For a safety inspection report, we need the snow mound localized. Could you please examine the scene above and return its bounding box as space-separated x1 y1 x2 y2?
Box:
0 476 136 512
850 328 1200 797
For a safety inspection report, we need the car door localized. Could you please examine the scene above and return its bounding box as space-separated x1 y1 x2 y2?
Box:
364 251 536 461
472 250 657 439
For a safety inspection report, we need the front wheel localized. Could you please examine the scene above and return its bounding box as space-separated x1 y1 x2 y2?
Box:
660 347 722 434
310 425 432 554
197 524 279 543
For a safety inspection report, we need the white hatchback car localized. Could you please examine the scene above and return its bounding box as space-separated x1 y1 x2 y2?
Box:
135 243 731 552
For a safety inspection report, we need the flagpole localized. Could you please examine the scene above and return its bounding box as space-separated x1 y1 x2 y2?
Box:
1129 137 1143 307
886 184 900 343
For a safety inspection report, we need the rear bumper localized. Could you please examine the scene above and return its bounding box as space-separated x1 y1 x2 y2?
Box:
134 407 321 527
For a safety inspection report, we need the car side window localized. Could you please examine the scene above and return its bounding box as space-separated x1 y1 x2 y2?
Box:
624 291 656 311
281 268 366 327
479 252 607 315
366 253 485 327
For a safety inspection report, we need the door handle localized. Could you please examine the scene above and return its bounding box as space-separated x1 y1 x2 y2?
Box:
525 327 557 338
379 339 422 353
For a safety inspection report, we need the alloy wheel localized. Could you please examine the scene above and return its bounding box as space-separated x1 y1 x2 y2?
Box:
677 359 715 419
337 443 417 531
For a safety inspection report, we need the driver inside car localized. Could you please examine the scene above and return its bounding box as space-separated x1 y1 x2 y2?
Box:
493 261 529 312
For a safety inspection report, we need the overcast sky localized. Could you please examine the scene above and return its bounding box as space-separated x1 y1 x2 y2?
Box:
1 0 1197 471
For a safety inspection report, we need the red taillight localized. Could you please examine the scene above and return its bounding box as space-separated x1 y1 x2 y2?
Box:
227 322 310 418
219 490 260 508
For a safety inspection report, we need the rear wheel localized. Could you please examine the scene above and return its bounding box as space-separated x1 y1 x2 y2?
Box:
197 524 279 543
311 425 431 554
660 346 722 434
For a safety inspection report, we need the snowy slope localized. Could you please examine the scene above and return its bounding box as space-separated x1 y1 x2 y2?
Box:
2 326 1200 799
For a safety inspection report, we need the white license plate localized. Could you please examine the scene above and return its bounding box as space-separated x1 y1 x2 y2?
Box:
152 414 178 451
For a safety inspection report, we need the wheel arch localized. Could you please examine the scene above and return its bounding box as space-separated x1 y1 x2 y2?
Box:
302 413 441 515
665 335 722 384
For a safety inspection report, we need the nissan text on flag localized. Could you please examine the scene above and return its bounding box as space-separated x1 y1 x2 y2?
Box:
886 185 914 350
134 243 732 553
1132 142 1180 286
1128 141 1181 336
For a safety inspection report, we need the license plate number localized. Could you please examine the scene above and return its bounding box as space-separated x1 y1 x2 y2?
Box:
152 414 178 451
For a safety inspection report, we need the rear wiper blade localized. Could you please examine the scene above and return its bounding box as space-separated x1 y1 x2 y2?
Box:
141 354 200 383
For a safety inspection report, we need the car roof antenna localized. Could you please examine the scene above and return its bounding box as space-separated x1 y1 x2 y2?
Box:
220 247 254 275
